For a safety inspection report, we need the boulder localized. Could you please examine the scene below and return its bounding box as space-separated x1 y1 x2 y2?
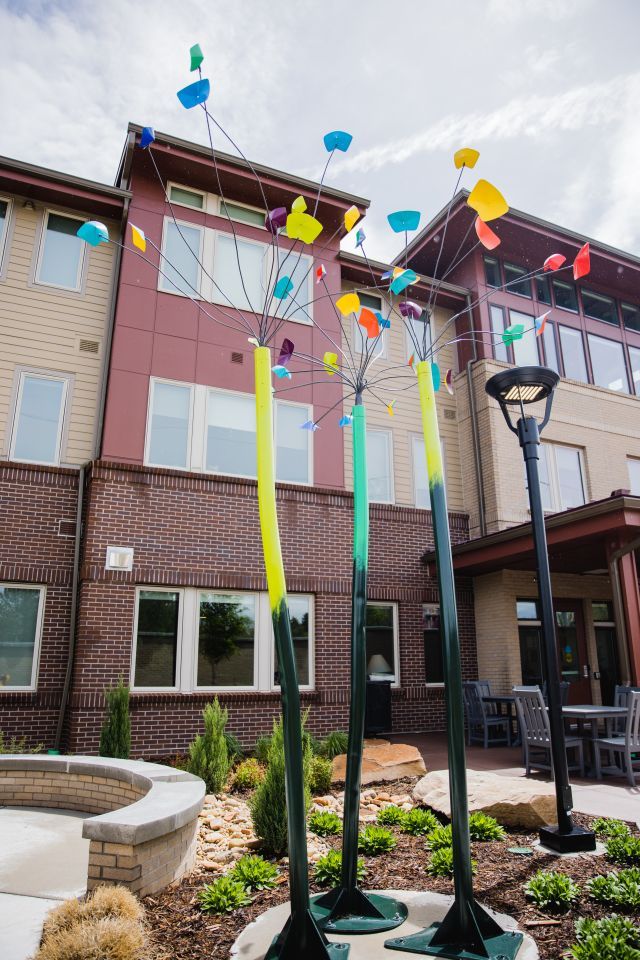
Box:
412 769 556 829
332 741 426 785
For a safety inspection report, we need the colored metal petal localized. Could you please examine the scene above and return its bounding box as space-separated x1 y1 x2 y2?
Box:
272 365 292 379
399 300 422 320
380 269 394 281
543 253 566 272
390 269 418 295
408 353 415 368
301 420 319 431
502 323 525 345
278 337 294 366
344 205 360 232
76 221 109 246
339 415 353 428
291 195 307 214
323 351 339 375
130 224 146 252
323 130 353 153
474 216 501 250
274 275 294 299
336 292 360 316
316 264 327 284
387 400 395 417
248 336 260 347
265 207 287 234
286 211 323 244
376 311 391 329
190 43 204 71
467 179 509 222
573 242 590 280
358 307 380 338
431 362 441 392
445 369 454 395
140 126 155 149
355 228 366 248
177 78 210 109
387 210 421 233
534 310 551 336
453 147 480 169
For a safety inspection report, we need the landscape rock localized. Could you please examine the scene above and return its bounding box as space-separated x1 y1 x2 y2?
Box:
332 741 426 785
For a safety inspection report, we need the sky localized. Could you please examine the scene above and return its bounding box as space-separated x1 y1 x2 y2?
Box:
1 0 639 264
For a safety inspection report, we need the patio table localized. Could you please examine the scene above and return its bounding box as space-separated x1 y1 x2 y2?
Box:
562 705 628 775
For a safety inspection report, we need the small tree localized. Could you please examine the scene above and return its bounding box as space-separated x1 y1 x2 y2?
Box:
99 678 131 759
187 698 232 793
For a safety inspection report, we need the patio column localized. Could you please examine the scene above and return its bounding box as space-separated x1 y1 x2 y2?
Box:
617 550 640 685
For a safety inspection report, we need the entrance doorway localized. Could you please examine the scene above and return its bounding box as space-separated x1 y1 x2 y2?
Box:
553 601 590 703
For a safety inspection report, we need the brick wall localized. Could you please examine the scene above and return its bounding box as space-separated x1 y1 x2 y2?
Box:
0 768 145 813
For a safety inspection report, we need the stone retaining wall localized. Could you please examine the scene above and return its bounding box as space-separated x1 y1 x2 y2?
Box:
0 769 145 814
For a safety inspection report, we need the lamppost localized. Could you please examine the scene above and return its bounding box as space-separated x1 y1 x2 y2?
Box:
485 366 596 854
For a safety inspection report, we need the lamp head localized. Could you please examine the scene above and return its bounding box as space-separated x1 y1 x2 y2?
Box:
486 365 559 434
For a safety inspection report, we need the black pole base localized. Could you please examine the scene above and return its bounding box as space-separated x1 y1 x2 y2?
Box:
311 887 408 934
385 898 522 959
539 824 596 854
264 909 349 960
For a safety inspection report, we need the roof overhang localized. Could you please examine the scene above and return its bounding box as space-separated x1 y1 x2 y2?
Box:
338 250 470 312
0 154 130 219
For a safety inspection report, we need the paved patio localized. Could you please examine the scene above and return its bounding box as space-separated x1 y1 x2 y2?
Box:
391 732 640 827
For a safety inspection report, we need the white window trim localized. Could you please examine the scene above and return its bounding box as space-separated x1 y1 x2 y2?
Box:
368 427 395 504
158 216 204 298
34 209 87 292
9 370 70 466
540 442 586 513
0 195 13 273
167 181 206 211
143 378 195 472
131 587 314 693
627 457 640 496
0 583 45 692
366 601 400 687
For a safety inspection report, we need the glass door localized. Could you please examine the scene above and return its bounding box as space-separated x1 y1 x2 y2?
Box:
553 600 590 703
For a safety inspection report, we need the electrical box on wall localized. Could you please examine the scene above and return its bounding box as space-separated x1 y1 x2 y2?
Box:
105 546 134 571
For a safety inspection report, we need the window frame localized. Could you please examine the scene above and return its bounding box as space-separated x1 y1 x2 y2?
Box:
270 593 315 692
167 182 206 211
581 287 619 327
158 215 204 298
365 601 400 687
274 397 314 486
540 442 587 513
627 457 640 496
352 289 387 359
489 303 508 362
551 278 579 314
366 427 394 504
0 583 45 692
587 331 630 394
503 261 532 299
130 587 184 693
144 377 195 472
218 197 266 229
483 255 501 289
411 433 446 510
34 209 87 292
193 589 260 692
9 369 71 466
558 324 589 382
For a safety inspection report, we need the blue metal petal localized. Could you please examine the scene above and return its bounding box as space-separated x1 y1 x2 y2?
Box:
177 78 210 109
76 221 109 247
323 130 353 153
387 210 421 233
140 126 155 149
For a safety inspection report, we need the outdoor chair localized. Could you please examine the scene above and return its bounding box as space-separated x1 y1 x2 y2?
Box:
462 680 511 748
541 680 570 705
592 690 640 787
612 684 640 734
513 685 585 778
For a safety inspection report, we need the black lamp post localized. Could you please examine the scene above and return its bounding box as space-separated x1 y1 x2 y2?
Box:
486 366 595 854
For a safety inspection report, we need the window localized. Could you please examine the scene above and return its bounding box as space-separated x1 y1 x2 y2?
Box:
0 585 44 690
0 197 10 266
405 309 431 362
621 302 640 333
517 599 543 686
592 600 619 706
423 603 444 684
627 458 640 495
629 347 640 395
412 436 445 509
213 233 265 312
552 279 578 313
275 402 311 484
535 275 552 305
159 219 202 296
542 323 560 373
504 262 532 298
132 588 313 691
146 380 192 469
538 443 586 512
490 305 508 362
510 310 539 366
220 200 265 228
367 429 393 503
484 256 501 288
36 212 85 290
168 184 205 210
274 252 313 324
582 289 618 326
366 603 398 684
558 325 588 382
206 390 256 477
352 291 386 357
587 334 629 393
10 372 69 465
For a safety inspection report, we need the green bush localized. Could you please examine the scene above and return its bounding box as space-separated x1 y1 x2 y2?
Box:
524 870 580 911
228 854 278 891
377 805 406 827
587 869 640 910
186 698 232 794
308 811 342 837
0 731 43 754
314 849 366 887
99 678 131 759
231 758 264 792
426 825 453 851
607 834 640 866
468 812 506 842
309 755 333 795
358 825 397 855
319 731 349 759
225 732 244 762
401 808 440 836
592 817 631 839
427 846 477 878
254 735 272 764
197 876 252 913
571 915 640 960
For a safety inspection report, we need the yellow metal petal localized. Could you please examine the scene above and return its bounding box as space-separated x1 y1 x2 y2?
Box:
467 179 509 222
286 211 323 244
453 147 480 170
336 292 360 316
291 195 307 213
344 205 361 232
323 351 339 375
130 224 146 252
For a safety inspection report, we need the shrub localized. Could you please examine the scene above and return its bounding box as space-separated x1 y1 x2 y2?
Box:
319 731 349 759
229 854 279 891
225 732 244 763
358 825 397 855
308 811 342 837
99 678 131 759
231 758 264 792
427 846 477 878
187 698 232 794
607 834 640 866
197 875 252 913
377 804 406 827
401 808 440 836
592 817 631 839
571 915 640 960
35 917 147 960
309 755 333 794
426 825 453 851
524 870 580 911
314 849 366 887
587 869 640 910
42 885 144 941
254 735 272 764
468 812 506 842
0 730 43 754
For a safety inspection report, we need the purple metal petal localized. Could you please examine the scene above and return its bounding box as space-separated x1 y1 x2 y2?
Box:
399 301 422 320
265 207 288 234
278 337 295 367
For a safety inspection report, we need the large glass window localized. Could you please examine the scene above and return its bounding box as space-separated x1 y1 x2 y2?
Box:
592 601 619 706
197 593 255 687
279 253 313 324
535 275 552 305
582 289 618 325
542 323 560 373
274 596 311 687
367 429 393 503
275 402 310 484
366 604 398 683
629 346 640 395
412 436 430 509
214 234 265 312
504 262 532 298
627 458 640 495
490 305 508 362
36 212 84 290
133 591 180 688
405 310 431 362
147 381 191 469
552 279 578 313
517 600 543 686
0 585 43 689
423 603 444 684
206 391 256 477
510 310 539 366
11 373 68 465
587 334 629 393
159 220 202 296
559 325 588 382
484 256 501 288
621 302 640 333
535 444 585 512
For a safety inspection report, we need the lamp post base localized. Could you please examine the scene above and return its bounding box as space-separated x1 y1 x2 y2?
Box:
311 888 408 933
264 910 349 960
385 922 523 959
538 824 596 854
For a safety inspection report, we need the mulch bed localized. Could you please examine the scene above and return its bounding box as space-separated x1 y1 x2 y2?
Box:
144 801 639 960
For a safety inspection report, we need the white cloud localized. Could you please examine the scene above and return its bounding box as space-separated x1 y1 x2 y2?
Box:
488 0 589 21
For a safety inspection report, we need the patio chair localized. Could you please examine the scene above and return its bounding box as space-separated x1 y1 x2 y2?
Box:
462 680 511 748
541 680 570 705
513 686 585 778
612 685 640 734
593 690 640 787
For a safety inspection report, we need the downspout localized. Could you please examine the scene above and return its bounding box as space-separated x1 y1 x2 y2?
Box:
464 293 487 537
607 534 640 685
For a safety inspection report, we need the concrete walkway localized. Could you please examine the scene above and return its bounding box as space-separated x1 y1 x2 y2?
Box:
0 807 90 960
